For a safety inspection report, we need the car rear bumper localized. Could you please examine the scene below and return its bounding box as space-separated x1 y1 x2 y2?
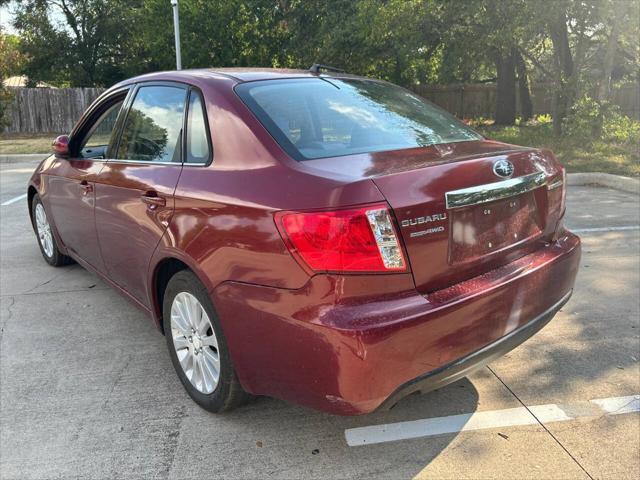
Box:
376 289 572 411
213 231 581 415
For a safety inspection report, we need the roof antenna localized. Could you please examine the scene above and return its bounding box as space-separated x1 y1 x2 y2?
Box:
309 64 345 75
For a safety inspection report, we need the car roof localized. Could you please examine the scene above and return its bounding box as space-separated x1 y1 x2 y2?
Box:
207 67 365 82
112 67 367 89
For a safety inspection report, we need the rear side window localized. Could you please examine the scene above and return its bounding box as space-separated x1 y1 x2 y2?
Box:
236 78 482 161
117 85 186 163
185 91 211 164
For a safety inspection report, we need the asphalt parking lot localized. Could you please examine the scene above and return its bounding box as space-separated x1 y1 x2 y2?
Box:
1 160 639 479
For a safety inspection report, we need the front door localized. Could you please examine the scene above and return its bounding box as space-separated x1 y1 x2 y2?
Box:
46 96 126 273
95 84 187 308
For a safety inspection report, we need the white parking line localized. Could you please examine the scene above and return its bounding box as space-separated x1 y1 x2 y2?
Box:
344 395 640 446
570 226 640 233
1 193 28 206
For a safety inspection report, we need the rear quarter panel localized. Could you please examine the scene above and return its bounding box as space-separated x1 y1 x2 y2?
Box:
147 77 387 316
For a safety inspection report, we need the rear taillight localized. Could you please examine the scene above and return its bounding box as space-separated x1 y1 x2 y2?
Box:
275 203 407 273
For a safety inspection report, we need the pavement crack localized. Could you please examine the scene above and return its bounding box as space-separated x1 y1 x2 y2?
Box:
0 296 15 343
163 405 187 480
1 287 109 298
22 272 64 294
101 355 132 411
487 366 595 480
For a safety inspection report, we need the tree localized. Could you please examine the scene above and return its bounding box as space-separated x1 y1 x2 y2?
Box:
0 29 26 128
547 3 579 134
495 47 517 124
515 50 533 120
431 0 536 125
524 0 638 134
596 0 636 102
0 31 25 79
13 0 141 86
119 0 291 76
4 0 636 129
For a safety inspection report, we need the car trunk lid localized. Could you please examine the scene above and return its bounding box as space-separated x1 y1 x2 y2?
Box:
366 142 564 293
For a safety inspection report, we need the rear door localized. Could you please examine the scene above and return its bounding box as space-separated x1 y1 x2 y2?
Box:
95 82 187 307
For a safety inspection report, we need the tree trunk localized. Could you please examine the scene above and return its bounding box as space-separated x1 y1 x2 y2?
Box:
549 11 575 135
598 3 623 102
495 49 516 125
515 49 533 121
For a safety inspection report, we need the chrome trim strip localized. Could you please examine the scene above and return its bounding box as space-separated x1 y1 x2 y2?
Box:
548 179 563 190
103 159 206 167
69 158 208 167
106 159 182 166
445 171 547 209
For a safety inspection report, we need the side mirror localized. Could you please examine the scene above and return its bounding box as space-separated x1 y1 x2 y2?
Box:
52 135 70 157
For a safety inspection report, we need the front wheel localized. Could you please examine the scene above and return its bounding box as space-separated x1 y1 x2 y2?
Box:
31 194 73 267
163 270 250 412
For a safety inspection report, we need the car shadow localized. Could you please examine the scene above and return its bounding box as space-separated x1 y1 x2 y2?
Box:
172 377 480 479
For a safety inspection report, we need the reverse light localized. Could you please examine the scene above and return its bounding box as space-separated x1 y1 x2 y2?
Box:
275 204 407 273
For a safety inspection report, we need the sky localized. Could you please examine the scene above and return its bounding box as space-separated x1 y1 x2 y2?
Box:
1 3 66 34
0 4 16 34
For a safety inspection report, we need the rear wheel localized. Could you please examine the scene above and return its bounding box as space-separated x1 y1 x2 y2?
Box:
31 194 73 267
163 270 250 412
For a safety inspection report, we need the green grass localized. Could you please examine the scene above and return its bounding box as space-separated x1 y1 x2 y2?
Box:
0 134 64 155
476 121 639 177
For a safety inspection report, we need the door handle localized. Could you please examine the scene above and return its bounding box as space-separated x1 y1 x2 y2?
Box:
141 192 166 208
79 180 93 194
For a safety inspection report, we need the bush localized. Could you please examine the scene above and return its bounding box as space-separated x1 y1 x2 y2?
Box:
475 107 639 177
533 113 552 125
602 111 640 145
563 95 606 139
562 95 640 145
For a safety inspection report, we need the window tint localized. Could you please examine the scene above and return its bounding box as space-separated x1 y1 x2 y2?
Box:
117 85 186 163
186 91 210 164
81 100 123 158
236 78 482 161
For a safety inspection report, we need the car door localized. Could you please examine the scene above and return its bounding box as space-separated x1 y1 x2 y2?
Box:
95 82 187 308
46 91 128 273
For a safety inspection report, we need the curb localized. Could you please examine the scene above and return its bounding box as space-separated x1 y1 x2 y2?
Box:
0 153 49 164
567 172 639 195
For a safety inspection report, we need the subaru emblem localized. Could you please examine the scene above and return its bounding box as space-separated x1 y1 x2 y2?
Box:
493 160 514 178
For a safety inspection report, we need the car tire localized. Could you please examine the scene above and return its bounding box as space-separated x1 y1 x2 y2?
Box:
31 194 74 267
163 270 250 413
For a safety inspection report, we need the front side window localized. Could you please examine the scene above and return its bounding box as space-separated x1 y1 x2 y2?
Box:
235 78 482 161
117 85 186 163
185 91 211 164
81 99 124 159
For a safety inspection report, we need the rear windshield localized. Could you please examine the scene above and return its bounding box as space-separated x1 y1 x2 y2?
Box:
235 78 482 161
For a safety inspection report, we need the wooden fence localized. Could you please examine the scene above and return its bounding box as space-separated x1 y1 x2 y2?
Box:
414 82 640 120
3 87 105 134
2 81 638 134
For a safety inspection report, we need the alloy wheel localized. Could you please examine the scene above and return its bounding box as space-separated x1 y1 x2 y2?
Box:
35 203 54 258
170 292 220 394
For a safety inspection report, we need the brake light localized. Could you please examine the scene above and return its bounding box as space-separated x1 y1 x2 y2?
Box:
275 204 407 273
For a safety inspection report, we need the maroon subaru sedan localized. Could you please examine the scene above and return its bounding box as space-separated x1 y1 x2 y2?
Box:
28 67 580 415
